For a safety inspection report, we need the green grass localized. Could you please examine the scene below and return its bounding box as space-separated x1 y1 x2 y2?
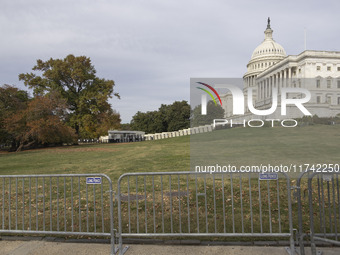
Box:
0 125 339 240
190 124 340 170
1 125 339 181
0 136 190 182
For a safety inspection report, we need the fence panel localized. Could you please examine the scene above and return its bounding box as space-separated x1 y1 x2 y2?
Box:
0 174 116 255
117 171 295 255
296 170 315 255
306 172 340 255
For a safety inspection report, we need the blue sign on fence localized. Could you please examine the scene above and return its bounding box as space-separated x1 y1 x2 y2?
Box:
86 177 102 184
259 173 278 180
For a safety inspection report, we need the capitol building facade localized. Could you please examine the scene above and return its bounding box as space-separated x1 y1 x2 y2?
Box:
221 19 340 120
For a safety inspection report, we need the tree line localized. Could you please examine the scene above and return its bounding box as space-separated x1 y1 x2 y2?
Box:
130 101 190 133
130 100 224 134
0 55 120 151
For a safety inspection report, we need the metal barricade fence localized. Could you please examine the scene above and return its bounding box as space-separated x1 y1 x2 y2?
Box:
296 170 313 255
307 172 340 255
0 174 117 255
117 171 295 255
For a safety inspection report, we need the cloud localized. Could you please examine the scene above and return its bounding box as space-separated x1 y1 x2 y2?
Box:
1 0 340 122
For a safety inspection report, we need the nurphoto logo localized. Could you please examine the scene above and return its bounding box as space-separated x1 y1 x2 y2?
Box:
196 82 223 115
197 82 312 116
196 81 312 128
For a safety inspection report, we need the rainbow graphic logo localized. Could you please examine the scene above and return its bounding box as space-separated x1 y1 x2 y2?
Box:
196 82 222 115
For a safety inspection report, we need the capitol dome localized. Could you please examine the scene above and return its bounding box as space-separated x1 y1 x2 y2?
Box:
244 18 286 84
251 35 286 60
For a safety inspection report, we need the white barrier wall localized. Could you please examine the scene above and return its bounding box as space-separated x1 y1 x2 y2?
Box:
144 124 214 141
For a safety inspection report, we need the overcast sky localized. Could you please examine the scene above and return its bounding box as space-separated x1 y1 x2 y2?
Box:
1 0 340 123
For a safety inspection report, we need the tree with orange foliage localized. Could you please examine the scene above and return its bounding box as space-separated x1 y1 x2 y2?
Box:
3 89 76 152
0 85 29 149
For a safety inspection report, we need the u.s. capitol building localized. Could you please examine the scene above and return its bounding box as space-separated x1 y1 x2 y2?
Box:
221 18 340 120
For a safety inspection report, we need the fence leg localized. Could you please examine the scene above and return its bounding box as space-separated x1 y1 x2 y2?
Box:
296 177 305 255
117 178 129 255
287 178 295 255
308 177 317 255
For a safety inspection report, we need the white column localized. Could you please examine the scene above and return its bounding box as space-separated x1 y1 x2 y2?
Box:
267 78 269 98
283 69 286 88
262 81 265 99
278 72 280 94
263 80 266 98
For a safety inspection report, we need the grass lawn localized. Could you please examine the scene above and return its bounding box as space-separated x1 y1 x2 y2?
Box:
0 124 339 239
0 136 190 182
190 124 340 170
0 124 339 182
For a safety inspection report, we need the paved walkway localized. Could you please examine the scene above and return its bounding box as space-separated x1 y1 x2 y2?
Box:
1 239 340 255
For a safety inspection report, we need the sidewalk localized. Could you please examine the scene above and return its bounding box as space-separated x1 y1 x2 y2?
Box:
1 239 340 255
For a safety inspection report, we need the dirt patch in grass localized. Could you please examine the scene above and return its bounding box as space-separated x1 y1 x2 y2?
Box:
50 147 119 153
19 146 119 154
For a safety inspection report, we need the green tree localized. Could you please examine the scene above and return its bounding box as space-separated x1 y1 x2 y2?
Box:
166 101 190 131
19 54 120 137
130 111 147 132
191 101 225 127
130 111 163 133
120 123 131 131
130 101 190 133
